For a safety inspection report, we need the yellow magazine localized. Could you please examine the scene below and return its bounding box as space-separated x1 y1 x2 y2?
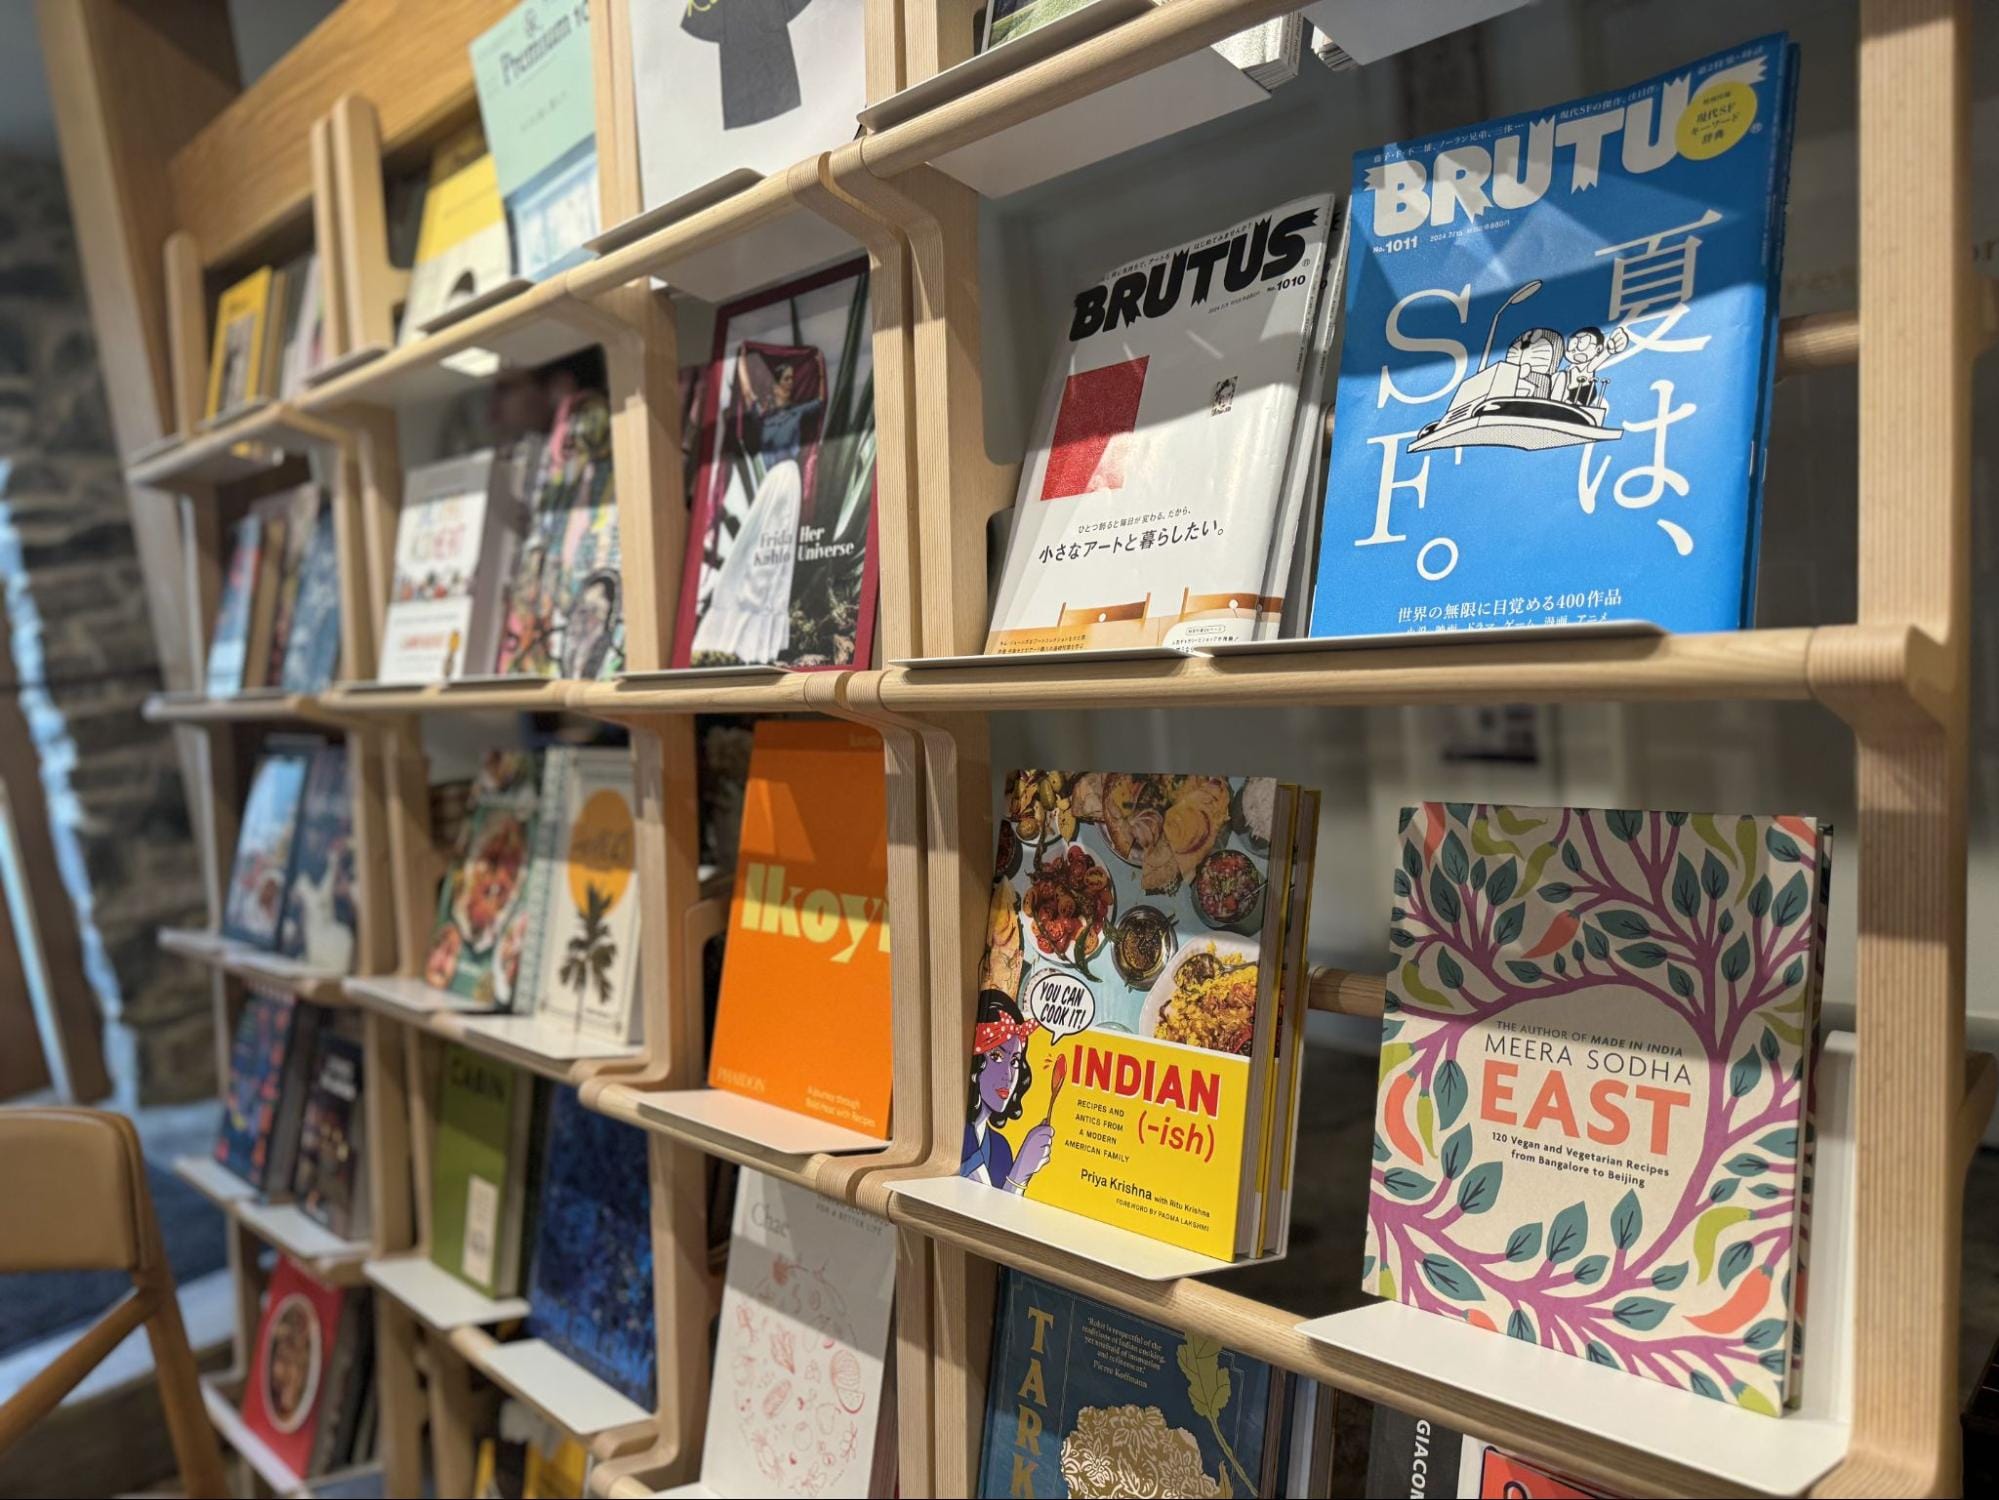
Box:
961 770 1296 1259
204 266 274 422
401 124 512 341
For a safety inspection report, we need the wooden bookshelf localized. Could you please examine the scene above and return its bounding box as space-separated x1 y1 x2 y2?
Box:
43 0 1990 1496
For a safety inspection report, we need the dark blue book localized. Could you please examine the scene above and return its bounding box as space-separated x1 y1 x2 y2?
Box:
976 1271 1280 1499
213 986 319 1194
526 1086 656 1408
281 500 342 692
1310 36 1799 639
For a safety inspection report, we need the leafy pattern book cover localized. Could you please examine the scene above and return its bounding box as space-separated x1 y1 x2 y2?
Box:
961 771 1297 1259
527 1085 657 1408
1364 802 1830 1413
1312 36 1797 638
977 1270 1277 1499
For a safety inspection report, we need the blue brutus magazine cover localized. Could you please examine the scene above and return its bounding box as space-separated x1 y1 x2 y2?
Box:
1310 36 1797 638
526 1086 655 1407
976 1271 1275 1499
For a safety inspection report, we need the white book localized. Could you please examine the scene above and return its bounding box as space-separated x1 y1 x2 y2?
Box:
688 1170 896 1499
378 451 521 684
518 747 643 1045
628 0 867 219
985 194 1339 655
1213 16 1303 89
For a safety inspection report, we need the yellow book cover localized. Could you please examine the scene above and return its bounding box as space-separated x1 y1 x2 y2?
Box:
961 771 1291 1259
402 124 512 341
707 719 893 1138
205 266 273 422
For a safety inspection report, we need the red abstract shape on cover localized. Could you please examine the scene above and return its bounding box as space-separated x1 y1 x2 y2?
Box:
1040 357 1148 501
1477 1448 1595 1499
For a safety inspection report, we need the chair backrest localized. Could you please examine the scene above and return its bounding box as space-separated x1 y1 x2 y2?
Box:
0 1106 226 1496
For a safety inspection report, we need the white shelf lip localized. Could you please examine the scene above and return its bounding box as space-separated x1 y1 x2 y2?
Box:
414 276 535 337
235 1199 369 1267
1298 1031 1859 1498
586 169 763 256
440 673 567 691
158 925 234 959
456 1012 644 1066
615 663 792 685
365 1255 529 1331
301 342 388 388
474 1337 650 1438
894 643 1196 670
172 1152 259 1207
888 1173 1268 1282
342 974 496 1017
631 1087 891 1158
1202 620 1667 657
1296 1302 1847 1496
201 1373 303 1494
858 0 1151 133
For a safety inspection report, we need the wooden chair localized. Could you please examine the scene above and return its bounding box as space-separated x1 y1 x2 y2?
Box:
0 1106 226 1497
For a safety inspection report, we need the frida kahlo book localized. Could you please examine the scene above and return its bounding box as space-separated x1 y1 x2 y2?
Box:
961 770 1304 1260
707 719 892 1137
674 259 879 670
1364 802 1830 1414
1310 36 1798 639
977 1269 1281 1499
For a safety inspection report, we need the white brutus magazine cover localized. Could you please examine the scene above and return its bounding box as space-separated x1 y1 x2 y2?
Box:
666 1171 895 1499
986 194 1339 655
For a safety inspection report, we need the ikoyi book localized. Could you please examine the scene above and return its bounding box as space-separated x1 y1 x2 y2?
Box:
1310 36 1798 639
686 1170 897 1499
527 1086 656 1408
470 0 599 280
1364 802 1831 1414
426 751 543 1004
280 500 343 692
207 514 263 696
976 1270 1280 1499
984 196 1342 655
630 0 867 218
961 770 1302 1259
277 744 356 973
674 260 879 670
432 1043 536 1298
514 747 643 1043
214 986 319 1195
400 124 512 342
221 745 313 949
493 392 624 679
707 720 892 1138
293 1029 369 1241
379 450 521 683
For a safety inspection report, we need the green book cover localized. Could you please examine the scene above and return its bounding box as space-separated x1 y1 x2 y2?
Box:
470 0 599 279
431 1044 534 1297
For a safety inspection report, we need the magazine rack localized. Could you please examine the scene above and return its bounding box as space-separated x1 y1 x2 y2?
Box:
42 0 1993 1494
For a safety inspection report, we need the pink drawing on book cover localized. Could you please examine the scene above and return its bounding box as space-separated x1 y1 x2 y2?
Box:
1364 802 1828 1415
724 1252 870 1495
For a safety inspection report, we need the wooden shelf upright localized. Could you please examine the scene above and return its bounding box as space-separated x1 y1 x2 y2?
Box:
39 0 1992 1496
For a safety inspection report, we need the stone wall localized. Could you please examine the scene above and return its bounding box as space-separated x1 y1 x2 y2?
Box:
0 151 211 1105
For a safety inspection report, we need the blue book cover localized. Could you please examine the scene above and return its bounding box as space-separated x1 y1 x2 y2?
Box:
280 502 342 692
976 1271 1276 1499
526 1086 656 1407
1309 36 1797 639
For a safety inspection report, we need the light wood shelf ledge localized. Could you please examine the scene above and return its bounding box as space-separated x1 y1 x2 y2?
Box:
157 927 354 1007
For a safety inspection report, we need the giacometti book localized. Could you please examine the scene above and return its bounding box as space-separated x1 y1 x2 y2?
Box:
1311 36 1798 639
1364 802 1831 1414
985 196 1342 655
962 770 1309 1259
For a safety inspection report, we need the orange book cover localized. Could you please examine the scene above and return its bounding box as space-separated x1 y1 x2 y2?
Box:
707 719 893 1138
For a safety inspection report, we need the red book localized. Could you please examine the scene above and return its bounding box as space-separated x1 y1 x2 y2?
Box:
240 1257 348 1476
